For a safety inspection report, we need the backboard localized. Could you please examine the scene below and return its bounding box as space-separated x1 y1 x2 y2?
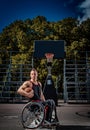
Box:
33 40 66 59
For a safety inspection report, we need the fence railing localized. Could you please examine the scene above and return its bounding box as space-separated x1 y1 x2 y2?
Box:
0 51 33 102
63 51 90 103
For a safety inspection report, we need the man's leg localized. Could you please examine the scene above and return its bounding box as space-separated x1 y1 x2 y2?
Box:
43 99 59 122
49 99 59 122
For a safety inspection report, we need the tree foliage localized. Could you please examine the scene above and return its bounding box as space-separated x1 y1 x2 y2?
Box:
0 16 90 84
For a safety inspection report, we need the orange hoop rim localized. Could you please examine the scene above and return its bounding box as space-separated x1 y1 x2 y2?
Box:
45 53 54 59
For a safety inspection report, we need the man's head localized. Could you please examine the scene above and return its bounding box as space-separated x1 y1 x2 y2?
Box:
30 68 38 81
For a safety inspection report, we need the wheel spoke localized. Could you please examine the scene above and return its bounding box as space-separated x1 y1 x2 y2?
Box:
21 102 44 129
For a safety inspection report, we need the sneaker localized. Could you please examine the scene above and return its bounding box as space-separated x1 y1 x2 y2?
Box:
51 118 59 124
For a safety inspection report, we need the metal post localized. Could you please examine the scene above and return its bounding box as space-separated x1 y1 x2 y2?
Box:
32 56 34 68
86 51 90 102
43 55 58 105
75 55 79 101
20 64 22 82
8 51 12 82
63 59 68 103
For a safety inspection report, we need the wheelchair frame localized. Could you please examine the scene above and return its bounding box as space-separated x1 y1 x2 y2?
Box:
21 101 59 129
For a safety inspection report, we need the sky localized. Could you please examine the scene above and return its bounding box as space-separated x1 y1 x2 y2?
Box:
0 0 90 32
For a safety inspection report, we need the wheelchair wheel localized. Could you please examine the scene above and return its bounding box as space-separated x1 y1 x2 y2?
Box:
21 101 45 129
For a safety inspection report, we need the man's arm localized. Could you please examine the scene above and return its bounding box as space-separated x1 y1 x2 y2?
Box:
17 81 34 98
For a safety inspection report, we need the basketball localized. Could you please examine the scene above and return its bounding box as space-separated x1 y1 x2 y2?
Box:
25 87 32 93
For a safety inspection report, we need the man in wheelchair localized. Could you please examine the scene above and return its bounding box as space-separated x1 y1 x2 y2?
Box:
17 68 59 129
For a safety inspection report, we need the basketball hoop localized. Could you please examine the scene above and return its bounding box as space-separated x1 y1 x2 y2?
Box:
45 53 54 63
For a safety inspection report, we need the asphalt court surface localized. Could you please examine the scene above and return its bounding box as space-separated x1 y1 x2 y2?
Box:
0 102 90 130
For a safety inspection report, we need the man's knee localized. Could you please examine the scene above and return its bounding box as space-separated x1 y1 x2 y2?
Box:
46 99 55 107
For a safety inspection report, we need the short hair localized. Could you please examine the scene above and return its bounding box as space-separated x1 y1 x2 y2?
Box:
30 68 38 76
30 68 37 72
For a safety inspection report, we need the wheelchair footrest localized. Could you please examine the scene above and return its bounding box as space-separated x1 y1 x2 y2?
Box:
41 120 60 128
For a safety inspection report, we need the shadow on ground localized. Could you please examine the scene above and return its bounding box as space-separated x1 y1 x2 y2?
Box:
56 125 90 130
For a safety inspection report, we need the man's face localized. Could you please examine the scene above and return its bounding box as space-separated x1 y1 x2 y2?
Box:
30 70 38 80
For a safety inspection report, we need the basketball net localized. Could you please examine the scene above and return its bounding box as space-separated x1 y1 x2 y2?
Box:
45 53 54 64
45 53 54 75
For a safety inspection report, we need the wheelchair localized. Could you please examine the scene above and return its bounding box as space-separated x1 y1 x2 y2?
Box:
21 100 59 129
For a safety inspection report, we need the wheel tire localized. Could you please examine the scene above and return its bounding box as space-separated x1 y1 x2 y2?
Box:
21 101 45 129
